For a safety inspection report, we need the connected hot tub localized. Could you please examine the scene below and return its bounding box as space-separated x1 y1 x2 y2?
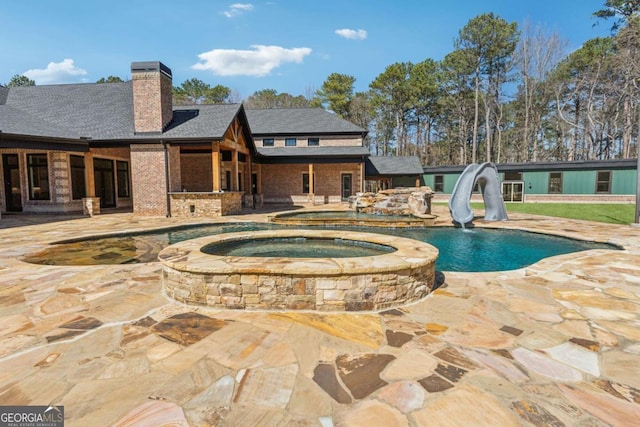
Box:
158 229 439 311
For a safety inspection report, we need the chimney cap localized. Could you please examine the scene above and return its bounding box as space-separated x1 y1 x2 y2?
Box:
131 61 172 78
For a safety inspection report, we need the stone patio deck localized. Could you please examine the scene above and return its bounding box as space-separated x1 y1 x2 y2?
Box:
0 206 639 426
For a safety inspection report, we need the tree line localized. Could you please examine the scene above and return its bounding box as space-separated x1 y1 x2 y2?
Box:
4 1 638 166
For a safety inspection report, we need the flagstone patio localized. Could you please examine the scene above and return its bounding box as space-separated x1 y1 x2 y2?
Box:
0 206 639 426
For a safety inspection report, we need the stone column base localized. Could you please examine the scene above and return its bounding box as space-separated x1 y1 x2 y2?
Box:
82 197 101 217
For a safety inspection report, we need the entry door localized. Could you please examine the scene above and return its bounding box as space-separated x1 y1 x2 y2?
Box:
341 173 352 201
94 158 116 208
501 181 524 202
2 154 22 212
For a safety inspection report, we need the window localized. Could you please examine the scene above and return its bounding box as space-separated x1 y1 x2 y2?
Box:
238 152 246 163
238 172 243 191
285 138 297 147
596 171 611 193
302 173 315 193
116 161 130 198
225 170 231 191
434 175 444 192
307 138 319 146
70 155 86 200
263 138 274 147
221 150 232 162
548 172 562 194
27 154 50 200
504 172 522 181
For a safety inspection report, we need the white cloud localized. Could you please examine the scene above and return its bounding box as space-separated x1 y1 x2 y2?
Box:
23 59 87 84
223 3 254 18
335 28 368 40
192 45 312 77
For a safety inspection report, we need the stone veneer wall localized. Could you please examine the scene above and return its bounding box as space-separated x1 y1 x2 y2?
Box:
163 265 435 311
159 230 438 311
169 192 242 217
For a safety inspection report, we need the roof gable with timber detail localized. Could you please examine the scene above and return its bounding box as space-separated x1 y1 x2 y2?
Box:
219 104 256 156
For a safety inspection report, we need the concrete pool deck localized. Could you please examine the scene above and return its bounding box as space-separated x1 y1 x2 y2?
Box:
0 205 639 426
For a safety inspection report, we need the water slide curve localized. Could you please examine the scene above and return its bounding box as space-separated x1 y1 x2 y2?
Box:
448 162 508 225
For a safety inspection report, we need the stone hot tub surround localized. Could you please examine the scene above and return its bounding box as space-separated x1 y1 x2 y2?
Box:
158 229 439 311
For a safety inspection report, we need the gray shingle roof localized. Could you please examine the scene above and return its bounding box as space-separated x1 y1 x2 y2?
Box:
162 104 243 139
1 84 365 151
4 82 134 140
1 82 243 141
246 108 366 135
0 104 79 139
366 156 423 176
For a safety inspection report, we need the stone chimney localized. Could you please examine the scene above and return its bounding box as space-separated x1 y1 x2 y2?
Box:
131 61 173 133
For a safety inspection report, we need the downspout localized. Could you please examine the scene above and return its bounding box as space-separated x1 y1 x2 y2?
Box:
635 154 639 225
162 140 171 218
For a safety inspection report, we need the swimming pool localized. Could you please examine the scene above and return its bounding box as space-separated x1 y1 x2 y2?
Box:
23 222 617 271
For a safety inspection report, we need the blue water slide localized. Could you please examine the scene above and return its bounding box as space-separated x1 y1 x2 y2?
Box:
448 162 508 225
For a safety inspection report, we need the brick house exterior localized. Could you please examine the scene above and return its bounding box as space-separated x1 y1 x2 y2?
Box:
0 61 369 217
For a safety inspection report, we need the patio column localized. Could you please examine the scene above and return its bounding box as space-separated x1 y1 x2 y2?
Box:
232 149 239 191
308 163 315 204
212 144 221 192
360 162 365 192
82 152 99 216
84 153 95 197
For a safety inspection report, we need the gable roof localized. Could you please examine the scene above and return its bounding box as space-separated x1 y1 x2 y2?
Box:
1 83 246 142
366 156 423 176
246 108 366 135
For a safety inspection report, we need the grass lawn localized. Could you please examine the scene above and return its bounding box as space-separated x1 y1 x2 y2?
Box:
436 202 637 224
482 202 635 224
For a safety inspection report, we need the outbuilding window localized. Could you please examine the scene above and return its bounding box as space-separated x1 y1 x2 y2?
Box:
548 172 562 194
596 171 611 193
307 138 319 146
434 175 444 192
285 138 297 147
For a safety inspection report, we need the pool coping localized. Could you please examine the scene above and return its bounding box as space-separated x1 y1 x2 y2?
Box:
158 229 439 276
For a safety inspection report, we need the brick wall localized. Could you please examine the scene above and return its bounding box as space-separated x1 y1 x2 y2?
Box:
261 162 361 203
168 145 182 192
131 70 173 133
130 144 168 216
181 153 212 192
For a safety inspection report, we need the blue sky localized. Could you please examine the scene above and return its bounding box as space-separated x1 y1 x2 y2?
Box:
1 0 613 99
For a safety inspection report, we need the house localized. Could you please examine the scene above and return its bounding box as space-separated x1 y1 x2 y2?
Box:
423 159 638 203
0 61 382 217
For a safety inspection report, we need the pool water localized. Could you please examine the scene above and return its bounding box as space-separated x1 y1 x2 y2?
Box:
23 222 617 271
201 236 396 258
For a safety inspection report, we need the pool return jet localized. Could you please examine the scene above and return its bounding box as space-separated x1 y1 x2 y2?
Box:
448 162 508 226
